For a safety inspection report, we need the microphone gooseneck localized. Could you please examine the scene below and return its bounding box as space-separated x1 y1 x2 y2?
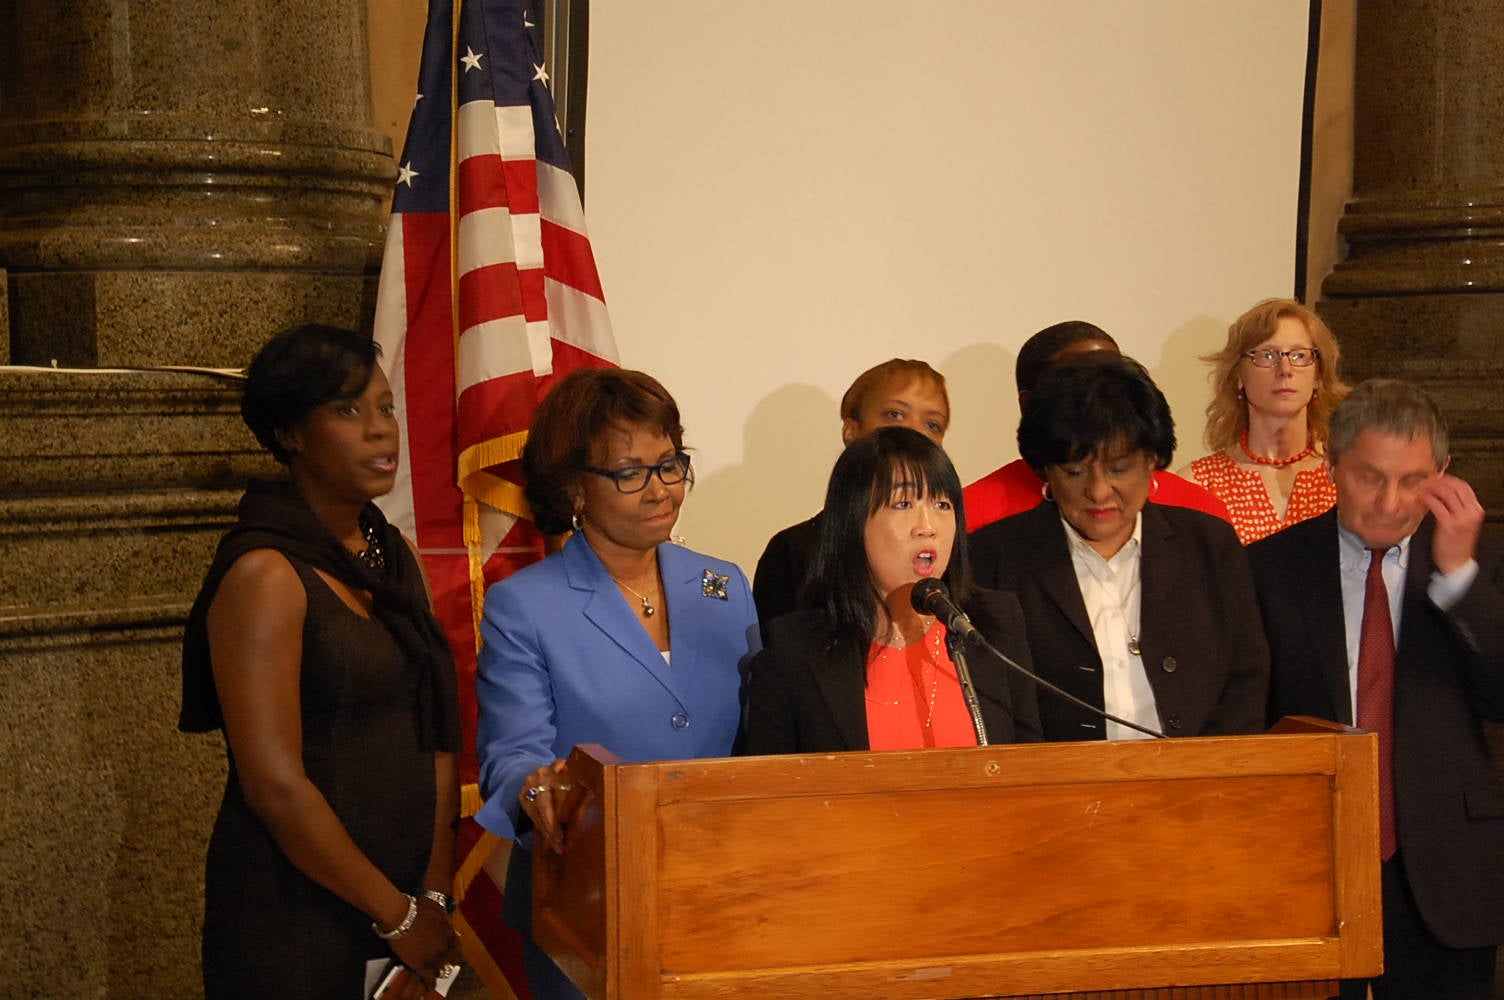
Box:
909 578 1166 741
910 578 987 744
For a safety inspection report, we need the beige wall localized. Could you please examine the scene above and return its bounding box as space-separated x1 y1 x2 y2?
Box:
368 1 1335 574
1306 0 1355 303
367 0 425 175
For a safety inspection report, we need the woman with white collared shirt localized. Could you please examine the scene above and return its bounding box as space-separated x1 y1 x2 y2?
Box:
969 353 1270 742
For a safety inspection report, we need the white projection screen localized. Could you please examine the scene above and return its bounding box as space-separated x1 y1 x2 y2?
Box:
585 1 1314 571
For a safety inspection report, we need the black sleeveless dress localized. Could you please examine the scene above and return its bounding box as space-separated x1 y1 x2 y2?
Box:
201 558 435 1000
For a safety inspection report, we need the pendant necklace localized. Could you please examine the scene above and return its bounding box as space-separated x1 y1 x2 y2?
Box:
612 575 658 617
1107 572 1141 657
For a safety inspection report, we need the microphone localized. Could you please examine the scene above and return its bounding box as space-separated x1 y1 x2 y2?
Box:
910 579 988 744
910 578 1166 740
910 578 976 637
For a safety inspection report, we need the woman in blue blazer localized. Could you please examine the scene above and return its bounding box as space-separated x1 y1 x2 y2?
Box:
475 369 758 1000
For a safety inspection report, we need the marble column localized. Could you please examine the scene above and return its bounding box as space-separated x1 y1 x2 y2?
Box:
0 2 394 997
1319 0 1504 510
0 0 394 366
1320 7 1504 994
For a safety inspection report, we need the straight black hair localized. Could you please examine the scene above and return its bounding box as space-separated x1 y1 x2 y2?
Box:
802 427 974 669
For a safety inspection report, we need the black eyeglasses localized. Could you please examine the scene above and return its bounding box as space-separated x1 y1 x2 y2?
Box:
584 452 692 494
1242 347 1320 369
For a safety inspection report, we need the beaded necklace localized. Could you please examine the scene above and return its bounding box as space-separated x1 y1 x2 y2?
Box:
1239 429 1314 468
351 512 386 572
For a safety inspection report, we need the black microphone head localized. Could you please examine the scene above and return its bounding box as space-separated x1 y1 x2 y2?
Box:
910 577 948 615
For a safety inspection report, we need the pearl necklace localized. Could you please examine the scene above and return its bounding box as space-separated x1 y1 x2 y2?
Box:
1239 429 1314 468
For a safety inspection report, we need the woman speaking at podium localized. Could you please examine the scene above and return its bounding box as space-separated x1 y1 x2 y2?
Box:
741 426 1041 753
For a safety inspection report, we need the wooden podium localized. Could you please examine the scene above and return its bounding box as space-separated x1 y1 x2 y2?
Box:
533 718 1382 1000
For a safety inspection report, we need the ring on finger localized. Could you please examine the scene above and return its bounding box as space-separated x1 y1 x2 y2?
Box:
523 784 551 802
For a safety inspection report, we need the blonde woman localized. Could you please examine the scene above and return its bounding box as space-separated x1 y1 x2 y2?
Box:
1179 299 1349 545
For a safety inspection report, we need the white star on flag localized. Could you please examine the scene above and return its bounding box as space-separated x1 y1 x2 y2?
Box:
396 162 419 187
461 46 484 72
532 63 549 86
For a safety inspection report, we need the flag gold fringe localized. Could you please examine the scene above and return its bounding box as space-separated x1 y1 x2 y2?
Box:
458 430 531 524
464 497 488 646
460 781 485 819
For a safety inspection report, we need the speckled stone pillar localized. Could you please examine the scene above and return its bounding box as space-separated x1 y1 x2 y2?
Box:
0 369 281 999
1319 0 1504 509
0 3 396 998
1320 8 1504 994
0 0 393 366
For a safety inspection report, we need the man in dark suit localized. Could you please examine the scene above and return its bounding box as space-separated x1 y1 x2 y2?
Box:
1249 379 1504 999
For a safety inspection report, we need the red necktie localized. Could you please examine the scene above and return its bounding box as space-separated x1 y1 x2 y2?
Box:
1357 548 1397 860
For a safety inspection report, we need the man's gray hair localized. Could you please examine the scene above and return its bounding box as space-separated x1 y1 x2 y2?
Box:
1327 378 1449 468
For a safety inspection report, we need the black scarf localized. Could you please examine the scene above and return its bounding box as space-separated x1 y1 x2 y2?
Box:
180 479 461 752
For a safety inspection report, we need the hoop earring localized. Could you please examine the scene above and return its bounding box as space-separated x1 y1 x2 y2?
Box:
1040 482 1054 503
571 511 584 531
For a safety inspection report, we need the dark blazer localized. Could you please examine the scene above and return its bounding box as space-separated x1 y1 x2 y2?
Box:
969 500 1269 741
739 589 1043 754
1248 510 1504 949
751 512 822 638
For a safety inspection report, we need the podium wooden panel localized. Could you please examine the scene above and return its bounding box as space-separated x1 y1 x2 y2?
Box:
533 717 1381 1000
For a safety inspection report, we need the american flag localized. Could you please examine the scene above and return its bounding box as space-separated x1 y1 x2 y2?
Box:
373 0 617 994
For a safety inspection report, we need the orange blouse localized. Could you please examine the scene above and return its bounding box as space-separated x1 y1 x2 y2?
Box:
1187 451 1336 546
864 621 978 750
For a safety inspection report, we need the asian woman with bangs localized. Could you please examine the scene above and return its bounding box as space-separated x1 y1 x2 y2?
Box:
740 426 1041 754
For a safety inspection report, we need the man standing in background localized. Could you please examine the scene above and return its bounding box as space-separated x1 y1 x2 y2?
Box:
1249 379 1504 999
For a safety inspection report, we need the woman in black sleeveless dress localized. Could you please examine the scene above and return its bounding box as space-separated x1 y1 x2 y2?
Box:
181 325 463 1000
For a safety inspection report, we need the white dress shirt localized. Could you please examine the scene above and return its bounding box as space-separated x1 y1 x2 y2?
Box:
1336 521 1477 723
1063 513 1159 740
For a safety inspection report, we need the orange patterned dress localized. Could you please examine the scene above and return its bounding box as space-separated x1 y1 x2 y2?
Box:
1187 451 1336 546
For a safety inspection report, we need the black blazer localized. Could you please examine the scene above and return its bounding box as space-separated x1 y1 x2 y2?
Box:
739 589 1043 754
751 512 822 638
1248 510 1504 949
969 501 1269 741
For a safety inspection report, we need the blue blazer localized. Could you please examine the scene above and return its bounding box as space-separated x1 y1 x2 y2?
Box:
475 532 759 839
